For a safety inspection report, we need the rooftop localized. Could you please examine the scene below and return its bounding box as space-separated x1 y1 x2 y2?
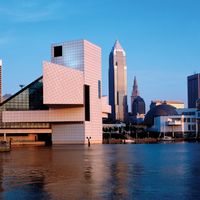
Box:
111 40 126 55
151 100 184 104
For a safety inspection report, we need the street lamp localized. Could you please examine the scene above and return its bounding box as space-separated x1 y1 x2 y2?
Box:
86 136 91 147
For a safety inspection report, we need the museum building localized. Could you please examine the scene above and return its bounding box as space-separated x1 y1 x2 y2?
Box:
0 40 111 144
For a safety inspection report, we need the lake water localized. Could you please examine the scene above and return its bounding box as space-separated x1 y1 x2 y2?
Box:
0 143 200 200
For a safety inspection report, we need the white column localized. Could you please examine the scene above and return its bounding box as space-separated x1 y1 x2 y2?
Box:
3 133 6 141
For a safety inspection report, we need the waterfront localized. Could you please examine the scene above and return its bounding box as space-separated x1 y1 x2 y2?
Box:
0 143 200 200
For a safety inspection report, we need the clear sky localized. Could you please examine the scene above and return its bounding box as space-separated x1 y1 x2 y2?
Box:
0 0 200 112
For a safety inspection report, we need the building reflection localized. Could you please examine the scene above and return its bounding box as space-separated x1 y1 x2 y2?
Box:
44 145 107 199
104 146 144 199
1 147 51 199
0 145 145 199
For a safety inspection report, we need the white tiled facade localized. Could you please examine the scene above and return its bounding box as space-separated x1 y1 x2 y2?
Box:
3 107 84 122
49 40 104 144
83 40 102 143
102 96 111 118
43 61 84 105
1 39 111 144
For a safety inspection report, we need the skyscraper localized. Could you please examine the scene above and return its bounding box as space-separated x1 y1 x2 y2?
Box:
131 76 145 117
187 73 200 108
109 40 128 122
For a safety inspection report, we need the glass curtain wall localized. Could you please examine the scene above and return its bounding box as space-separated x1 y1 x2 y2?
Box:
0 77 50 129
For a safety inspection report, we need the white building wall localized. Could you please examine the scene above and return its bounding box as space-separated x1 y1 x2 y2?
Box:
83 40 102 144
3 107 84 123
43 61 84 105
101 95 111 118
154 116 183 133
52 124 84 144
49 40 105 144
2 39 111 145
153 115 196 134
102 96 111 115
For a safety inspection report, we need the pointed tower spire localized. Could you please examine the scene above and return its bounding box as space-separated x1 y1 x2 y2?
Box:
132 76 139 97
131 76 145 116
112 40 126 55
113 40 123 50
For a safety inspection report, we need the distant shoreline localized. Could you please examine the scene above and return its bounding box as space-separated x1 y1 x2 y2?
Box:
103 138 200 144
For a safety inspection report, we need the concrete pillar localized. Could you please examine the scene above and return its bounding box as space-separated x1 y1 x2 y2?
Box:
172 126 174 138
3 133 6 141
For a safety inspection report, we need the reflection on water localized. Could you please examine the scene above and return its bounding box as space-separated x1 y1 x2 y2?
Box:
0 143 200 199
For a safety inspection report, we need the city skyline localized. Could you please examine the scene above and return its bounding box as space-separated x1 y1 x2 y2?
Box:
1 0 200 111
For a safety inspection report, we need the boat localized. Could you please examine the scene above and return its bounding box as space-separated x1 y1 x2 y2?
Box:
0 141 11 152
124 139 135 144
160 136 175 142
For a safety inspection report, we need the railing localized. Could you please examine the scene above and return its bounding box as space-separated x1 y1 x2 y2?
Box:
166 121 182 126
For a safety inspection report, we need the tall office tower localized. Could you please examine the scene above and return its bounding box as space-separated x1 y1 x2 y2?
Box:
187 74 200 108
131 76 145 116
109 40 128 122
0 60 2 103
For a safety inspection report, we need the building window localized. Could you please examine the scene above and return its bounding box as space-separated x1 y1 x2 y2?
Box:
192 125 196 131
84 85 90 121
54 46 62 57
183 112 195 115
192 118 196 123
188 124 191 131
187 118 191 123
98 80 101 99
117 92 119 105
116 62 118 66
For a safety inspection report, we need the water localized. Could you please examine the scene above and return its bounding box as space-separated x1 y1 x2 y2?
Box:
0 143 200 200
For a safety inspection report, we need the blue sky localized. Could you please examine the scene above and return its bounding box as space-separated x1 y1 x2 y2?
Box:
0 0 200 111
